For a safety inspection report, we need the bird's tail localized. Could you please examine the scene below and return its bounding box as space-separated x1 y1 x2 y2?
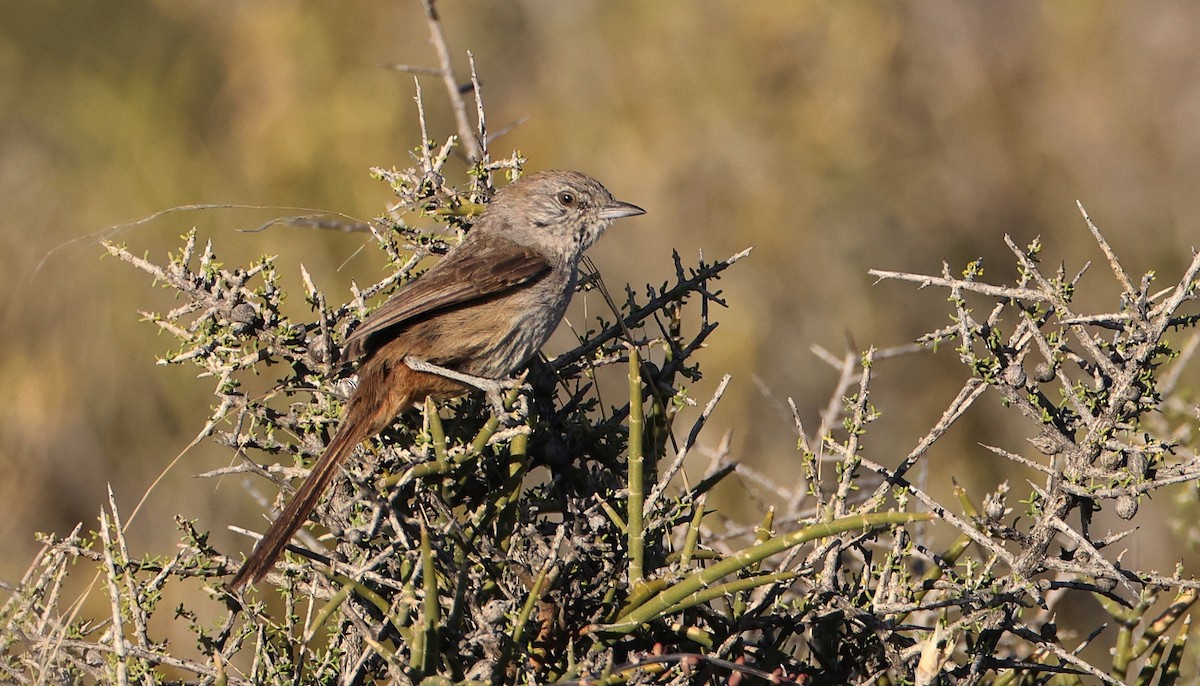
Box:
229 399 381 589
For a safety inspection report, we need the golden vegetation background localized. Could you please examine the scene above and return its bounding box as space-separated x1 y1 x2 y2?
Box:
2 1 1199 627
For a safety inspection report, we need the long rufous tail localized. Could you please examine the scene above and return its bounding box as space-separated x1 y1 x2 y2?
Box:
229 379 409 588
230 349 468 589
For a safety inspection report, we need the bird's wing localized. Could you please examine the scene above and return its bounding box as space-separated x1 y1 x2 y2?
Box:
343 232 551 359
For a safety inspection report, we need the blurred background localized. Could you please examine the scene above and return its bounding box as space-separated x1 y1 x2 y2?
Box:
3 0 1200 650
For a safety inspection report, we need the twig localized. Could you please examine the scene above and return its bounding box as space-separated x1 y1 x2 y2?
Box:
419 0 481 161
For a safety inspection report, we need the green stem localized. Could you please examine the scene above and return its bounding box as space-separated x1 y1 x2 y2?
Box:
418 525 440 677
626 345 645 585
679 495 706 567
605 510 931 634
494 561 551 686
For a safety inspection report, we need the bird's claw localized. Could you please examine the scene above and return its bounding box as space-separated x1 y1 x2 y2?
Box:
486 372 531 425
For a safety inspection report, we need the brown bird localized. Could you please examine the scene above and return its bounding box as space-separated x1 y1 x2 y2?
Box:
230 170 645 588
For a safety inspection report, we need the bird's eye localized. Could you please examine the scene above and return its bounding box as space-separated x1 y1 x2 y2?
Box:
556 191 576 207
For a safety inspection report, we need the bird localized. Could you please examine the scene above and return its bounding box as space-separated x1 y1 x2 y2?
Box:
230 170 645 588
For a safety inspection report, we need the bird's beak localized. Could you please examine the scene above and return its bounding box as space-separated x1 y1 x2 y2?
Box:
599 200 646 220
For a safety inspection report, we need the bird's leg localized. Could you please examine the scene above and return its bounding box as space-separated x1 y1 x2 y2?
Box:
403 356 529 419
402 356 521 393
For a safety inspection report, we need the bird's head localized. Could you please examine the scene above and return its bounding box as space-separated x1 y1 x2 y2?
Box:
484 169 645 262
